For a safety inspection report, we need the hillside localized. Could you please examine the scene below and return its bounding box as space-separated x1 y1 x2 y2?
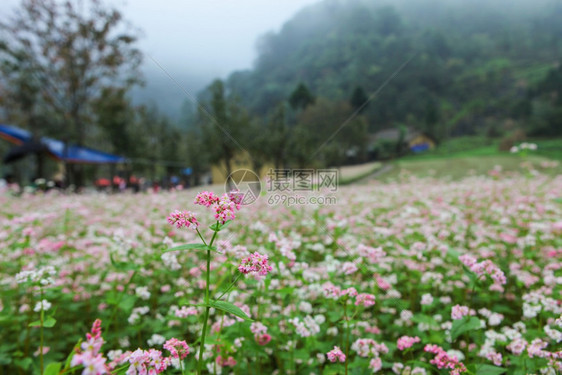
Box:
223 0 562 140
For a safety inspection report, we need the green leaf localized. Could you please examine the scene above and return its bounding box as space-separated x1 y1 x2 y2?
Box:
450 316 481 341
474 364 507 375
209 300 253 321
109 253 138 271
28 316 56 328
44 316 56 327
64 340 82 370
14 357 32 371
210 221 231 232
44 362 62 375
163 244 218 253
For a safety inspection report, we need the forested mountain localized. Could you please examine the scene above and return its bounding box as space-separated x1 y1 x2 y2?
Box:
224 0 562 139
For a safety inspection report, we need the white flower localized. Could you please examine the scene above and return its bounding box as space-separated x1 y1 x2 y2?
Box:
107 350 123 361
420 293 433 305
447 349 465 361
299 301 313 314
147 333 166 346
118 336 130 348
135 286 151 300
34 299 52 312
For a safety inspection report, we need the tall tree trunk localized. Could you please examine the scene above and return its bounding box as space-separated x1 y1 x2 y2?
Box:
225 157 233 191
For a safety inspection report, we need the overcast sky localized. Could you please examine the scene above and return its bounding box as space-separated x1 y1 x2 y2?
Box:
122 0 320 77
1 0 322 116
2 0 319 73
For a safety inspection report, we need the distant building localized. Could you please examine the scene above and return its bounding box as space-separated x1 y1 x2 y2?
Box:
211 150 273 185
368 127 436 158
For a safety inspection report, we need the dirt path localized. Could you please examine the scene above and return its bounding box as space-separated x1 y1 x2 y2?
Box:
353 163 394 184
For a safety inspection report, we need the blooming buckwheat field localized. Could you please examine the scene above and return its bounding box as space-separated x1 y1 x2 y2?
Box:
1 171 561 375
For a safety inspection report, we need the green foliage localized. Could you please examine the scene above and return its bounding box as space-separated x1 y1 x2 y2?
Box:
450 316 482 341
208 300 253 321
200 79 250 181
223 0 561 140
288 98 368 167
289 82 315 111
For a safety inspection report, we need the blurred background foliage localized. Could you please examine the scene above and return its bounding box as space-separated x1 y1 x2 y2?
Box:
1 0 561 186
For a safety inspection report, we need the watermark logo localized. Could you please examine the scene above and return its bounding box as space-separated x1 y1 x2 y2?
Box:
225 169 262 205
266 168 339 206
266 169 339 192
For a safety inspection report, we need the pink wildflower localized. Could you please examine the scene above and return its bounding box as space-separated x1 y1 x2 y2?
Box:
255 333 271 345
33 346 50 357
212 195 237 224
194 191 220 207
369 357 382 372
163 338 190 360
460 255 506 292
355 293 376 307
70 319 107 374
352 338 388 357
397 336 421 350
126 348 169 375
77 351 107 375
167 210 199 230
323 283 341 299
451 305 472 320
486 352 502 366
341 287 358 297
375 275 391 290
424 344 467 374
216 355 237 367
238 252 273 276
227 190 244 209
174 306 198 318
326 346 346 363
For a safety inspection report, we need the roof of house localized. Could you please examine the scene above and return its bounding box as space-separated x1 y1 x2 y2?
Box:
370 127 429 143
0 124 126 164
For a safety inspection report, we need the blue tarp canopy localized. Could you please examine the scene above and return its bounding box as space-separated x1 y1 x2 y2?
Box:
0 124 127 164
410 143 430 153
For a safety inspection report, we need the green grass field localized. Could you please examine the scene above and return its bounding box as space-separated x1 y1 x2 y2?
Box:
381 154 560 181
401 136 562 161
377 136 562 181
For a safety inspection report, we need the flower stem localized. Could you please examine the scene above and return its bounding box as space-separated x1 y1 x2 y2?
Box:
197 250 211 375
40 288 44 375
217 273 243 300
196 222 219 375
344 301 349 375
180 355 185 375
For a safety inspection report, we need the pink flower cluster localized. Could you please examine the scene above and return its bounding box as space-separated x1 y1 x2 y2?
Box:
451 304 475 320
424 344 467 375
163 338 190 360
238 252 273 276
194 191 242 224
71 319 108 375
167 210 199 230
323 283 375 307
194 191 220 207
459 254 507 291
216 355 237 367
369 357 382 372
326 346 346 363
355 293 376 307
126 348 169 375
352 338 389 358
250 322 272 345
70 320 190 375
397 336 421 350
